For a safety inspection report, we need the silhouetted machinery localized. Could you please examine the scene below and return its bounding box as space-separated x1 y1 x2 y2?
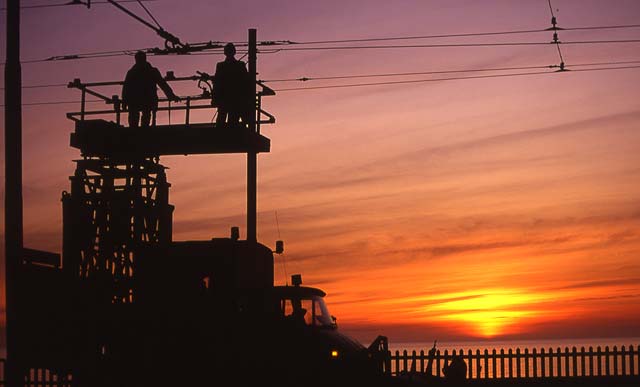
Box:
13 30 387 387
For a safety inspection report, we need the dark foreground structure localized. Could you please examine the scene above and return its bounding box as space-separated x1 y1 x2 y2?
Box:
5 23 639 387
7 29 390 387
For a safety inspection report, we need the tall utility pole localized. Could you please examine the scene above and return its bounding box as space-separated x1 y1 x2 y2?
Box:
4 0 23 386
247 28 257 243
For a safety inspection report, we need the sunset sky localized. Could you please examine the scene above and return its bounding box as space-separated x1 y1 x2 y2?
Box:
1 0 640 347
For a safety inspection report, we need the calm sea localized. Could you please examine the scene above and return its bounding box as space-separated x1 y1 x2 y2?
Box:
388 337 640 354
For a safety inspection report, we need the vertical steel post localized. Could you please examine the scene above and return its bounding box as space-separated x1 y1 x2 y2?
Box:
247 29 257 243
4 1 23 386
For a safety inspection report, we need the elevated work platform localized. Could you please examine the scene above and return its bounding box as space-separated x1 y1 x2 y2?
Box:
70 119 270 158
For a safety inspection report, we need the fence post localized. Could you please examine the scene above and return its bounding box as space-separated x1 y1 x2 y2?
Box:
394 350 400 376
524 348 529 378
597 346 602 376
475 349 481 379
564 347 570 377
605 346 610 376
402 350 408 374
491 348 498 379
436 350 441 377
410 350 417 373
484 349 490 379
556 347 562 377
548 347 554 377
443 350 449 378
508 349 513 378
630 345 635 376
420 349 425 373
540 348 546 377
467 349 472 379
613 346 618 376
532 348 538 377
515 348 521 378
500 349 505 378
621 345 626 376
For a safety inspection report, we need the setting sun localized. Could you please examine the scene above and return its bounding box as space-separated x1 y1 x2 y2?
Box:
415 290 540 337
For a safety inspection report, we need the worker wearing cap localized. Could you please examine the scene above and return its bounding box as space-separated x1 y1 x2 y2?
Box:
212 43 252 127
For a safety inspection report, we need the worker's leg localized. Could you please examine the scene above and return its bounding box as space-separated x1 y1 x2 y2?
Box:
141 109 152 127
128 109 140 128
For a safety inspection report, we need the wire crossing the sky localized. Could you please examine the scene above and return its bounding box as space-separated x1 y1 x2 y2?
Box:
272 65 640 92
5 22 640 65
3 64 638 105
0 0 157 10
261 60 640 83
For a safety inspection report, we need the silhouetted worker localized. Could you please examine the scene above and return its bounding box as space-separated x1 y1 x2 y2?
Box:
212 43 252 127
122 51 179 128
443 354 467 383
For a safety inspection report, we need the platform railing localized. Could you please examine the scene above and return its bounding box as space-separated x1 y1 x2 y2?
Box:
66 72 275 131
389 344 640 379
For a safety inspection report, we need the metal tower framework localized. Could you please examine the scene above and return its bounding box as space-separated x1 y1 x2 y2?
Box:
63 157 173 304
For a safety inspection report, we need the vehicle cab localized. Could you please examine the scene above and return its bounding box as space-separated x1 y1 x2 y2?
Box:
271 275 381 385
276 274 336 329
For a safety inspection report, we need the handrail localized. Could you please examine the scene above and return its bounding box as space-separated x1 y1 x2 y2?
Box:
66 72 276 127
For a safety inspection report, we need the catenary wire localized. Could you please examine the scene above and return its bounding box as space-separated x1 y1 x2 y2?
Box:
3 65 638 105
137 0 162 29
0 0 157 10
2 60 640 91
265 24 640 46
261 60 640 83
263 39 640 52
272 65 640 92
3 22 640 64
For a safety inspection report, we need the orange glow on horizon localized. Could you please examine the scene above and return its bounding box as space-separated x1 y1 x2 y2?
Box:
419 289 541 338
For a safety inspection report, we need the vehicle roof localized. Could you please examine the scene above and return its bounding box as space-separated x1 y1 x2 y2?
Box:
273 285 326 298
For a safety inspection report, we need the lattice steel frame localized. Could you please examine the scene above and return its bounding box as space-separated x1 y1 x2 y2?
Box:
62 157 173 304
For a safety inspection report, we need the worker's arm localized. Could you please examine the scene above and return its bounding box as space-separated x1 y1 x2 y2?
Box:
155 68 180 102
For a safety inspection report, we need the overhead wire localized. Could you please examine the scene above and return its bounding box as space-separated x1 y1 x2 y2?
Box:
20 38 636 63
259 24 640 46
136 0 162 29
271 65 640 92
2 22 639 65
3 65 638 105
0 0 157 10
0 83 69 90
261 60 640 83
262 39 640 52
3 60 638 91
